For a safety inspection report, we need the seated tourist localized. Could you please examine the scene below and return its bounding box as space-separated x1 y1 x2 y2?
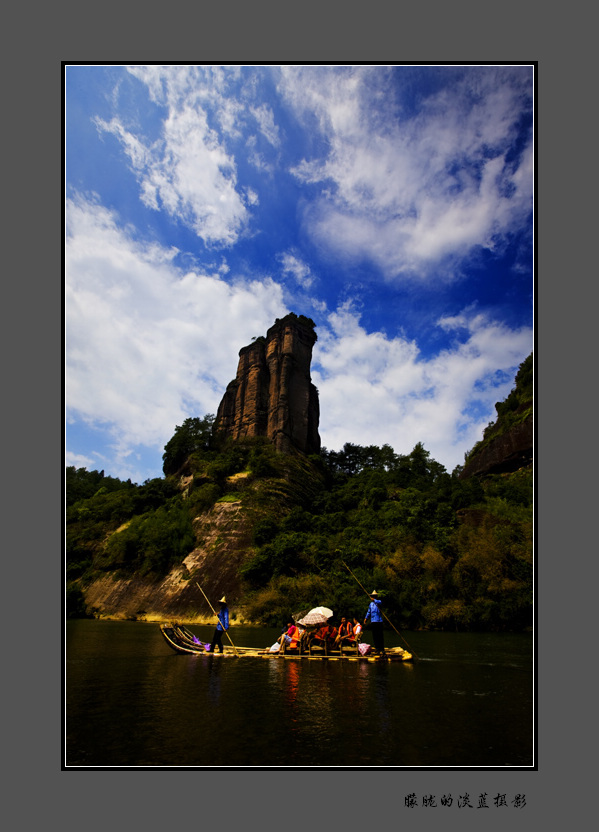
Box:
350 617 363 647
267 622 303 653
310 623 337 651
334 617 354 649
280 622 304 650
278 622 294 645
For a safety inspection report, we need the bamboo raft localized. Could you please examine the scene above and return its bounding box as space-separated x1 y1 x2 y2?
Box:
160 623 413 662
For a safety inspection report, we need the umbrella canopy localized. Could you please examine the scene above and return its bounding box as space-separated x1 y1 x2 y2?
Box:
309 606 333 619
297 606 334 627
298 610 329 627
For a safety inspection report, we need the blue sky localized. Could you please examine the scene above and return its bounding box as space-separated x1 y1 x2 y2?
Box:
65 64 534 484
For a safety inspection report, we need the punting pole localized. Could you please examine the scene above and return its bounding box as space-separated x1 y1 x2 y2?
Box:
342 560 419 659
195 581 240 657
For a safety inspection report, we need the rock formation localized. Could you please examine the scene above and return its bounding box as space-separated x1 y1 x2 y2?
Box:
459 415 533 478
460 353 533 479
82 499 254 622
213 313 320 455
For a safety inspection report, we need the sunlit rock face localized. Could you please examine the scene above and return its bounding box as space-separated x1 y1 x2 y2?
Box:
214 314 320 455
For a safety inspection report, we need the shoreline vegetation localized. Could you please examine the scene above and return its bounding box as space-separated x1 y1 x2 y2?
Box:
85 613 255 625
75 613 533 634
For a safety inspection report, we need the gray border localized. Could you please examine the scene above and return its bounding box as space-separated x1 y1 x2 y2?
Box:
17 7 581 828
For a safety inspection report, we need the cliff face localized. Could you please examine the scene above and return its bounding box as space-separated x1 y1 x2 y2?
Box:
214 314 320 455
83 498 255 623
459 415 533 478
460 353 533 479
80 456 326 623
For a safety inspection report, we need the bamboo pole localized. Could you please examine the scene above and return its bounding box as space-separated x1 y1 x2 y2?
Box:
195 581 239 657
342 561 419 659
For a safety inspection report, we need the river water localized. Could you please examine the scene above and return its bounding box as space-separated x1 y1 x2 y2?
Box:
65 620 534 768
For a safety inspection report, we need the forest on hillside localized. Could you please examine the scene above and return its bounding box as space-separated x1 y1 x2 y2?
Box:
66 360 533 632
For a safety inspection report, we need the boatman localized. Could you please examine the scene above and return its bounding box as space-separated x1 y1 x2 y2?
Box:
208 596 229 653
364 590 385 656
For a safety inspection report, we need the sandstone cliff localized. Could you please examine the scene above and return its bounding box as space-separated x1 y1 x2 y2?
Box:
83 497 255 623
80 454 325 623
459 415 533 478
460 353 533 478
213 313 320 455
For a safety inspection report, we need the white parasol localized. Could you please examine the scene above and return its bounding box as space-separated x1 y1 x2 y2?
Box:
309 606 333 619
297 606 334 627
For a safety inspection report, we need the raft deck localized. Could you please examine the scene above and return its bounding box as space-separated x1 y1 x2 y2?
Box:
160 624 412 662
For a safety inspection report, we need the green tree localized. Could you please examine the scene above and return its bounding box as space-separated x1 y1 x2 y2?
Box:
66 466 133 507
162 414 215 475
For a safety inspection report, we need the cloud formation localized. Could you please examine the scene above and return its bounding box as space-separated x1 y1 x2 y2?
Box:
313 303 532 471
95 66 253 246
279 251 314 289
279 66 533 280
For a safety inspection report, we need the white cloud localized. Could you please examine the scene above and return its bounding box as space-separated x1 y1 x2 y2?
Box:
245 188 259 206
97 106 248 246
245 134 275 174
65 451 96 471
279 66 533 281
279 251 314 289
313 304 532 472
250 103 280 147
65 193 287 475
95 66 252 246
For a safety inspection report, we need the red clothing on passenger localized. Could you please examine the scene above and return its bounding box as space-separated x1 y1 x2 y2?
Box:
314 624 336 643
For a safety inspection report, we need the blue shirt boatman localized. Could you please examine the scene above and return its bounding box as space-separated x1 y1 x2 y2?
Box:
364 590 385 656
208 596 229 653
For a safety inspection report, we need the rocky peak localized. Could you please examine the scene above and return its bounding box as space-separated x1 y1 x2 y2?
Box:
213 313 321 455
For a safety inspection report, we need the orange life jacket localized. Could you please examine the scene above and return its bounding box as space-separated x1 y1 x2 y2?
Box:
338 621 352 638
314 624 335 642
289 625 302 648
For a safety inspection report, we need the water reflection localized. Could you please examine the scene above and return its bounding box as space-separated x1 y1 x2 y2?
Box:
373 666 391 734
285 660 300 705
206 656 223 705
